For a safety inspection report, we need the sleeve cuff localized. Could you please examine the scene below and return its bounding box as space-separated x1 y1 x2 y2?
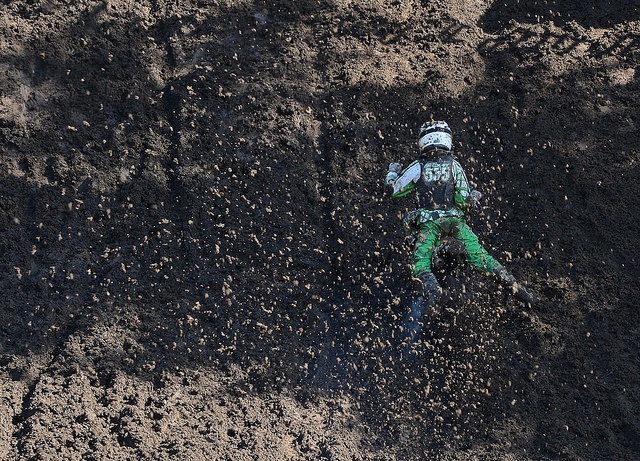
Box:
385 172 398 184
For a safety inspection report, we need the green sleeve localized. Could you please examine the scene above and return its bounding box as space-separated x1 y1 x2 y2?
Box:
391 182 416 198
390 160 420 198
453 161 471 210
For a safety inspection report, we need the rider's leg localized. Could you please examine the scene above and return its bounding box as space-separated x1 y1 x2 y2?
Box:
454 219 536 304
452 219 501 273
412 220 442 304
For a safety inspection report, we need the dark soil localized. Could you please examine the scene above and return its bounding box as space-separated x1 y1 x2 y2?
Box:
1 0 639 459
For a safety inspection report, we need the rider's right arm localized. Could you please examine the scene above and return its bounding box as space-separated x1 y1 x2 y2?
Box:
452 160 472 209
386 160 421 198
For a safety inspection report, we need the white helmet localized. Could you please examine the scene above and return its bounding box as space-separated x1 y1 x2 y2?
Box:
418 120 452 153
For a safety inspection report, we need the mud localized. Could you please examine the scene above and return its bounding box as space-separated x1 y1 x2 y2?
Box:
1 0 639 459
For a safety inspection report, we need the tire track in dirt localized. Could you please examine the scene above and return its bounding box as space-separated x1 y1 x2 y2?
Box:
151 12 195 261
305 37 351 392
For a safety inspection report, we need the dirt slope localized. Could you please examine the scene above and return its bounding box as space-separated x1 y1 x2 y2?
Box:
1 0 639 459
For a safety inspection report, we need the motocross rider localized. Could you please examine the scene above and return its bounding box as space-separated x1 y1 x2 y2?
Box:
385 120 535 306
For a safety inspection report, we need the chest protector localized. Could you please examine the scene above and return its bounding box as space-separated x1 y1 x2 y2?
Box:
416 155 456 211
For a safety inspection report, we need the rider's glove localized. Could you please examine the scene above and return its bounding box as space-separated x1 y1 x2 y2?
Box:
467 190 483 208
403 210 421 234
385 163 402 184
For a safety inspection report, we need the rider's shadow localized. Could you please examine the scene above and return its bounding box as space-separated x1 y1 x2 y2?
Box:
394 266 514 436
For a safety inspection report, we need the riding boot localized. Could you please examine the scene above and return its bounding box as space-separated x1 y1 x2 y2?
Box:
420 272 442 307
495 267 536 305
